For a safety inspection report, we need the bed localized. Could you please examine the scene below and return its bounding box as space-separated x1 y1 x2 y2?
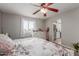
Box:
0 34 74 56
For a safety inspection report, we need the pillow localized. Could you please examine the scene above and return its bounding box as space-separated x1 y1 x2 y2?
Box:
0 34 15 55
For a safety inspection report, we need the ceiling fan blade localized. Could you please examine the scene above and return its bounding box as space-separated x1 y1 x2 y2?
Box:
44 13 47 16
41 3 46 6
47 7 59 12
45 3 53 7
41 3 53 8
33 9 40 15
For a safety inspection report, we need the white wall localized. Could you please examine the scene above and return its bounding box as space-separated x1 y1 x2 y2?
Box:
62 8 79 47
45 7 79 48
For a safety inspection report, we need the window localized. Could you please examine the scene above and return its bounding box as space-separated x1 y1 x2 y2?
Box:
29 21 35 30
23 20 29 31
23 20 35 33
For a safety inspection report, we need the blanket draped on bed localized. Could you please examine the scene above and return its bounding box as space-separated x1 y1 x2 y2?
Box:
9 37 74 56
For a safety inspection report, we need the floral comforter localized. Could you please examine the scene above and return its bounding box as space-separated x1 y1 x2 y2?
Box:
10 37 74 56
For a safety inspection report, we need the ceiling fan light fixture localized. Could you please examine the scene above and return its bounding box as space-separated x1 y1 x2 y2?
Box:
40 8 48 14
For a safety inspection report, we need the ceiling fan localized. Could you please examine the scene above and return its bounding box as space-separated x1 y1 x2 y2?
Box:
32 3 59 17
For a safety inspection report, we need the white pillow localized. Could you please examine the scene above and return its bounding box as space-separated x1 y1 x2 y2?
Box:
0 34 15 54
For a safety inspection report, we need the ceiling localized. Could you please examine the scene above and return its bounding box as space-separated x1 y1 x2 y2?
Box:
0 3 79 19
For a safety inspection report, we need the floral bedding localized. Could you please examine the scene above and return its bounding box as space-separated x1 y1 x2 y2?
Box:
9 37 74 56
0 34 15 55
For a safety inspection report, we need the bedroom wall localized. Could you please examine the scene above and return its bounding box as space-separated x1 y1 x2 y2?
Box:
45 7 79 48
61 8 79 47
1 12 45 39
